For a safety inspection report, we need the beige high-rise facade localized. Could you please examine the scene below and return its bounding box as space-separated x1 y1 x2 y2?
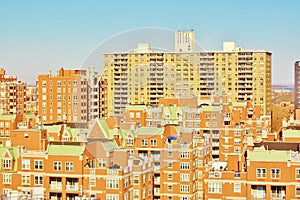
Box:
103 32 272 117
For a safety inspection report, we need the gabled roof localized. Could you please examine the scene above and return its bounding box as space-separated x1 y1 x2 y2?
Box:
47 144 84 156
43 125 62 133
127 105 146 111
283 129 300 138
0 147 18 172
25 113 36 119
0 114 16 121
248 150 290 162
201 105 222 112
136 127 164 136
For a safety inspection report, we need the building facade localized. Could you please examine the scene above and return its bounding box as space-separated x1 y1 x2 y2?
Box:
37 68 100 124
103 33 272 117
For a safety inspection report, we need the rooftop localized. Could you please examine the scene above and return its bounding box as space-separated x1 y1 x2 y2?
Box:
248 150 290 162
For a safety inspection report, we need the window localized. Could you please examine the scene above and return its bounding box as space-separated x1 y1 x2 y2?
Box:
65 162 74 171
54 161 62 171
141 139 148 146
98 158 106 167
212 113 217 119
136 112 141 118
168 173 173 180
3 158 12 169
256 168 266 178
234 183 241 193
34 160 43 170
180 162 190 170
106 178 119 189
208 182 222 193
129 112 134 118
150 139 157 146
133 175 139 184
22 175 30 185
180 151 190 158
195 113 200 119
168 185 173 191
106 194 119 200
234 130 241 136
168 151 173 157
197 182 203 190
234 146 241 152
205 113 210 119
3 173 12 184
271 168 280 179
234 138 241 144
90 177 96 186
34 175 43 185
180 185 190 193
180 174 190 181
296 169 300 179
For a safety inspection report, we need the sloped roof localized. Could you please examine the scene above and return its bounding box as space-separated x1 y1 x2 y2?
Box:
283 129 300 138
43 125 62 133
48 145 84 156
127 105 146 111
248 150 290 162
136 127 164 136
25 113 36 119
0 114 16 121
201 105 222 112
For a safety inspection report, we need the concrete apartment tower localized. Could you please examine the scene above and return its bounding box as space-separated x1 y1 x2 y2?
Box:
295 61 300 119
174 29 195 52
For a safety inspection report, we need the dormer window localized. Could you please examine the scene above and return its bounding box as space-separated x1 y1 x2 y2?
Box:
3 158 12 169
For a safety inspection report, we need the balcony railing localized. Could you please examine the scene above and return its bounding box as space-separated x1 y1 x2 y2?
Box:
66 184 78 191
50 184 62 191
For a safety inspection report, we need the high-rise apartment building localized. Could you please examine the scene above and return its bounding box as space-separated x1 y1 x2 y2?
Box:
37 68 100 124
294 61 300 119
103 31 272 117
0 69 26 114
175 29 195 52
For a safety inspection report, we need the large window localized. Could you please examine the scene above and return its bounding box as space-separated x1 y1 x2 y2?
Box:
22 175 30 185
180 162 190 170
34 160 43 170
180 174 190 182
208 182 222 193
106 178 119 189
141 139 148 146
3 158 12 169
180 151 190 158
54 161 62 171
3 173 12 184
256 168 266 178
65 162 74 171
150 139 157 146
296 186 300 196
98 158 106 168
34 175 43 185
296 169 300 179
271 168 280 179
106 194 119 200
180 185 190 193
127 138 133 146
234 183 241 193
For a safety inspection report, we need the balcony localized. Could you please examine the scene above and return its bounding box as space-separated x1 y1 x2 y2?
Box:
154 177 160 185
208 171 222 178
66 184 78 192
50 184 62 191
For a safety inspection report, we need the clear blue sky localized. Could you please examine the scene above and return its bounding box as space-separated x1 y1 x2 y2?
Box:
0 0 299 85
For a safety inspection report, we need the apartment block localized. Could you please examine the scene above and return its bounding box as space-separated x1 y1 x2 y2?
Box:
103 33 272 117
0 69 26 114
37 67 100 124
